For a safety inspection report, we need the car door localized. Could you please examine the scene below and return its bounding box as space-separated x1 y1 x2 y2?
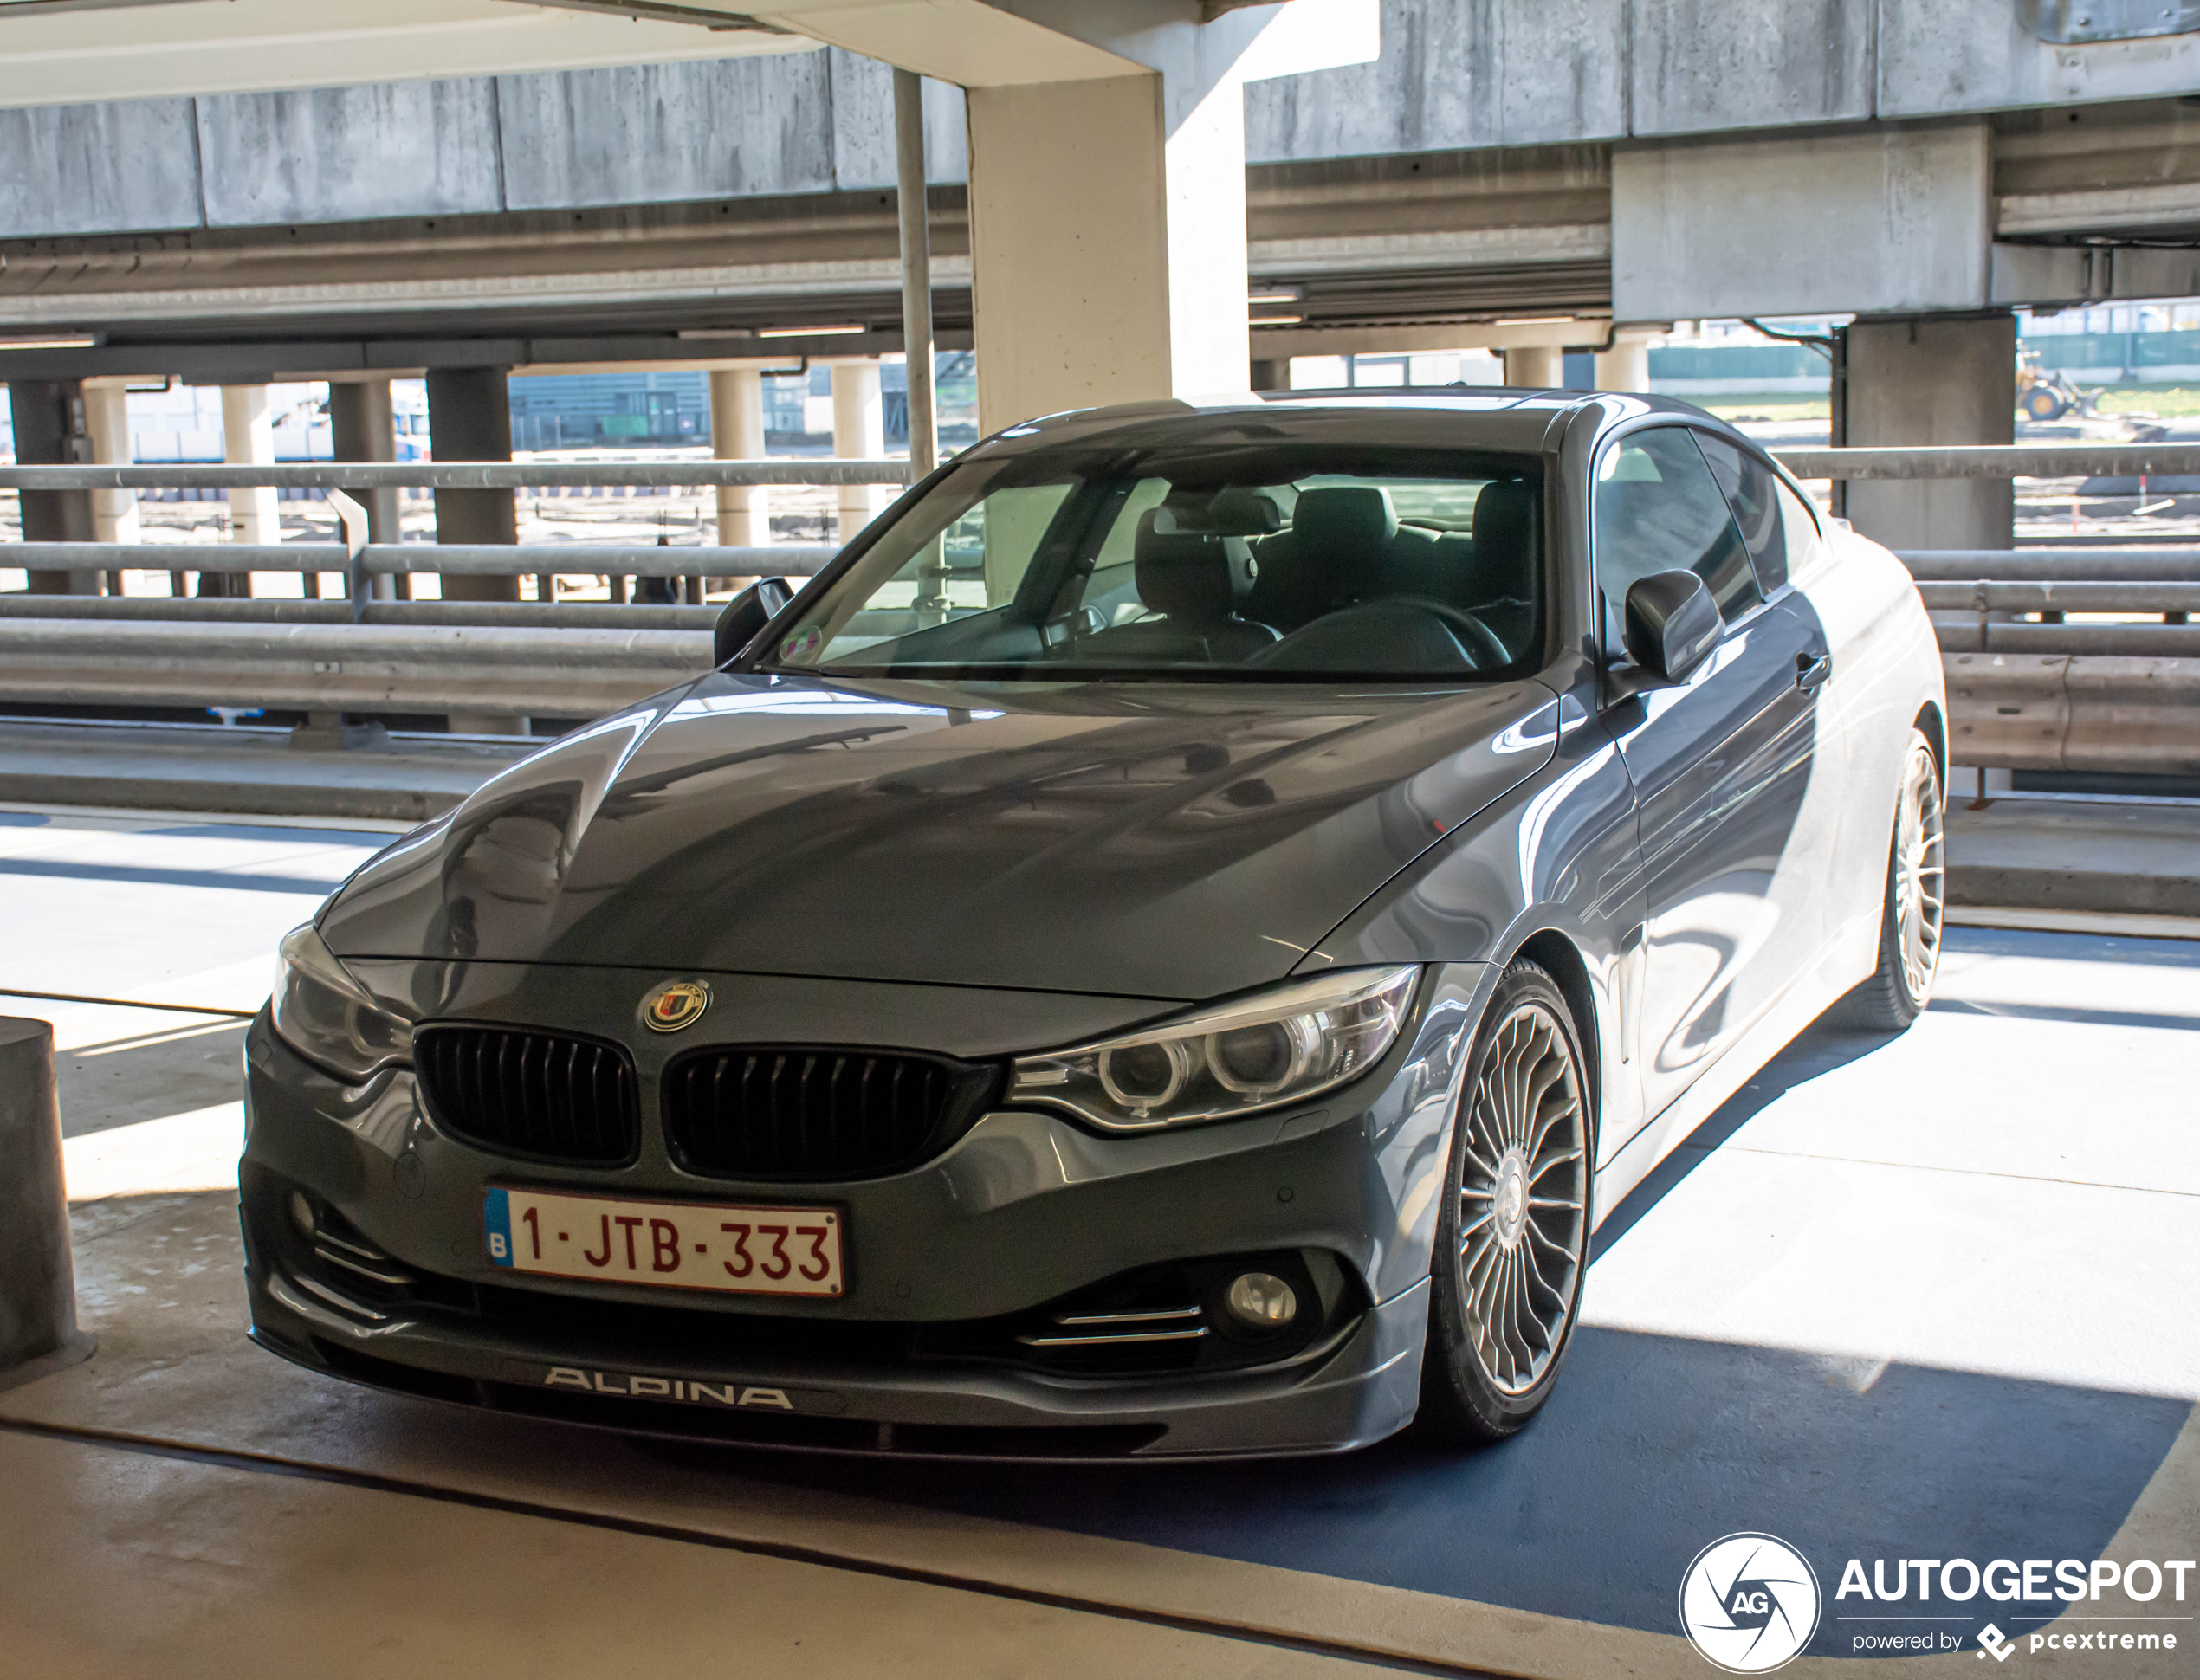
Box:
1593 425 1843 1117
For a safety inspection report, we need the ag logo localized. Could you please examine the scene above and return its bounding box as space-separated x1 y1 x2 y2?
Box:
640 979 711 1034
1679 1533 1822 1672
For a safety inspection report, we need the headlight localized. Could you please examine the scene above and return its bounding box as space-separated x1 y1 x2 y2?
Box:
1008 965 1420 1132
269 923 412 1082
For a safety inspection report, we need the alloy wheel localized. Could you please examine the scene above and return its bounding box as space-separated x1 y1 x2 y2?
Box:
1455 1003 1588 1397
1893 741 1945 1005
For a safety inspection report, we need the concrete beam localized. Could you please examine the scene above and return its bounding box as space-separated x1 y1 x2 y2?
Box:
1613 121 1994 320
0 0 817 109
1252 318 1608 359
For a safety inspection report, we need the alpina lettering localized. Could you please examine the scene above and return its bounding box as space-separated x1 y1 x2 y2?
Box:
540 1367 804 1411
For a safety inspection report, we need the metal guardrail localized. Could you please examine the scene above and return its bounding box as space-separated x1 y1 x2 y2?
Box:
1773 444 2200 480
1893 548 2200 777
1897 547 2198 658
0 596 722 630
0 460 910 490
0 619 709 716
4 542 837 579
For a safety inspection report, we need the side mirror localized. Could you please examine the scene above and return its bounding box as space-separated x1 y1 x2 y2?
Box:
713 576 794 668
1622 569 1723 686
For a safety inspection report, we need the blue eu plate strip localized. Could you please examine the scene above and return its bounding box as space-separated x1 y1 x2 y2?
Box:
482 1186 514 1267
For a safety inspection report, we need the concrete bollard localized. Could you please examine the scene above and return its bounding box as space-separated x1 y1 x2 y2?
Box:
0 1018 93 1381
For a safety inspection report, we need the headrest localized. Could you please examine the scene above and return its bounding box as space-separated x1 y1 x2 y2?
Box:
1287 485 1398 550
1471 480 1536 571
1134 512 1255 626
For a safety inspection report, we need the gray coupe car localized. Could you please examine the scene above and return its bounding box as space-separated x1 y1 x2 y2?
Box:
242 390 1947 1457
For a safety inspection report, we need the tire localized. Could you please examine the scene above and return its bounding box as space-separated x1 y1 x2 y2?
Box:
1834 730 1946 1031
2021 386 2066 423
1419 960 1593 1444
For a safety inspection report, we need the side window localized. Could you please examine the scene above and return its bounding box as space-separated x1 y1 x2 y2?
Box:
1694 432 1789 595
1773 479 1826 582
1593 428 1763 652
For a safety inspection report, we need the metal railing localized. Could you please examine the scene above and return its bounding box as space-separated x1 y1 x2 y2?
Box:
2 451 2197 774
1897 547 2200 779
1771 443 2200 480
0 460 911 490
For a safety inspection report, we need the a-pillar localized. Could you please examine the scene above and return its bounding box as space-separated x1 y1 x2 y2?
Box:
329 378 403 601
1842 313 2016 550
219 387 277 602
426 366 526 735
830 360 886 541
1502 347 1564 389
5 381 94 594
708 367 769 549
964 71 1248 430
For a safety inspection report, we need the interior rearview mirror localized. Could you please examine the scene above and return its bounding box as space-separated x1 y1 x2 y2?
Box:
1622 569 1723 686
714 576 795 668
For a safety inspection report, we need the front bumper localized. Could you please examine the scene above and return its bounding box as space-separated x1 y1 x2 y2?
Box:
240 963 1481 1458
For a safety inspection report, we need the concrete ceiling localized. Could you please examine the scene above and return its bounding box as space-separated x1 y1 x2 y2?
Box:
0 0 818 109
0 0 1371 109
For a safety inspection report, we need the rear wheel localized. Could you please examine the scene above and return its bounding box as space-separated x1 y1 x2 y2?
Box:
1836 730 1945 1031
1419 961 1591 1443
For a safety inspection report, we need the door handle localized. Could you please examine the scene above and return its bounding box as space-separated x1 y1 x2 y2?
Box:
1795 649 1830 692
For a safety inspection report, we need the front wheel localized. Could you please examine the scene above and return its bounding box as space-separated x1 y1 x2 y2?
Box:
2020 386 2067 423
1419 960 1592 1444
1835 730 1945 1031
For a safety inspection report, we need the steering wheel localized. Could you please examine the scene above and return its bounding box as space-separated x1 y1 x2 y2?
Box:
1248 596 1511 674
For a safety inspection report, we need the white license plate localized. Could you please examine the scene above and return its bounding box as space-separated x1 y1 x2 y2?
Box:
483 1186 844 1299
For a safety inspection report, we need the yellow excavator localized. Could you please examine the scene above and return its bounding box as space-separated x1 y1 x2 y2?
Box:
2017 348 2101 422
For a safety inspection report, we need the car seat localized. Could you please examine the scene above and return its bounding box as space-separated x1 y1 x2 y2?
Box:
1077 511 1278 664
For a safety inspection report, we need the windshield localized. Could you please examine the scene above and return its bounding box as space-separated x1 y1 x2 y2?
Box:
764 442 1544 682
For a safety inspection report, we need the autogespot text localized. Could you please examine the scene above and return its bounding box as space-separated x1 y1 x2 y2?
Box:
1838 1555 2193 1656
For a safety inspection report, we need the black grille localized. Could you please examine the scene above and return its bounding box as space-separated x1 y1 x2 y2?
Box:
663 1047 1000 1180
414 1025 640 1166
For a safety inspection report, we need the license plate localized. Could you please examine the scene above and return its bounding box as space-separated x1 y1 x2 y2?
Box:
482 1186 844 1299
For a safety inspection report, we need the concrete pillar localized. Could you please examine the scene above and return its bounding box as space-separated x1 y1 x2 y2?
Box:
965 70 1248 430
1249 359 1288 392
5 380 95 595
329 379 403 601
426 367 526 733
831 360 887 540
1593 340 1652 393
709 367 769 549
0 1018 90 1380
82 384 139 548
1504 346 1564 389
1845 313 2016 550
221 384 278 548
894 67 939 485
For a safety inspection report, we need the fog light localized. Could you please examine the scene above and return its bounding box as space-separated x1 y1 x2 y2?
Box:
1225 1271 1297 1328
286 1190 316 1239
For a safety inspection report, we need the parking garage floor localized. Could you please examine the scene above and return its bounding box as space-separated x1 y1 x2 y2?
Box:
2 804 2195 1679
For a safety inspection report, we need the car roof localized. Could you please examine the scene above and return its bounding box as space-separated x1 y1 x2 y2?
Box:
966 387 1744 462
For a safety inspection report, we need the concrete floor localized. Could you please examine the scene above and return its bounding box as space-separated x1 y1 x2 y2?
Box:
2 805 2196 1677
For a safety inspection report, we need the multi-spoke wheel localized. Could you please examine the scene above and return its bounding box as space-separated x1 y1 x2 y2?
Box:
1420 960 1591 1441
1836 728 1944 1031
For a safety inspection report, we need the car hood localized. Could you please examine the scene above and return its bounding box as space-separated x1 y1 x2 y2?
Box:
321 673 1557 1001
